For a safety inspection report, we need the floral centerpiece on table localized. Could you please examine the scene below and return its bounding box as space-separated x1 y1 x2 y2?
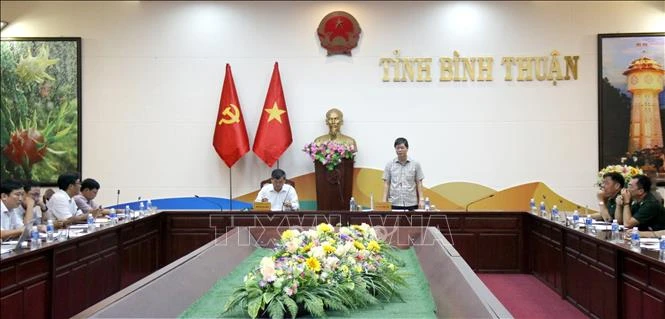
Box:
302 141 357 171
597 164 643 188
224 223 406 319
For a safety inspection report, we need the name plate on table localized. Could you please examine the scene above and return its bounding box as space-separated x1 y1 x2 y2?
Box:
374 202 391 211
253 202 271 211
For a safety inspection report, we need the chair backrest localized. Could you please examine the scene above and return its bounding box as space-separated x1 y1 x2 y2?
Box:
260 178 295 189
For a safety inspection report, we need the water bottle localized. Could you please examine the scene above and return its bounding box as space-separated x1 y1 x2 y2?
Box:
46 220 54 243
530 198 537 215
611 219 619 242
87 213 95 233
109 208 117 225
630 227 640 250
369 193 374 211
349 197 356 211
551 205 559 222
30 226 40 249
572 210 580 230
659 236 665 261
138 202 145 218
585 215 593 233
540 201 547 218
424 197 431 211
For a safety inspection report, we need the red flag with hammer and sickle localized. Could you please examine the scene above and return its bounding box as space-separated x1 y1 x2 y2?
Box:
252 62 293 167
213 64 249 167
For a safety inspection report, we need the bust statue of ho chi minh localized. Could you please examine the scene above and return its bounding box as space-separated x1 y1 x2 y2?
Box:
313 108 357 150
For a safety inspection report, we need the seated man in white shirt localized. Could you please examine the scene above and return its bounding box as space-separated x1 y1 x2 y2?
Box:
15 182 48 226
47 172 102 225
1 180 35 240
255 169 299 211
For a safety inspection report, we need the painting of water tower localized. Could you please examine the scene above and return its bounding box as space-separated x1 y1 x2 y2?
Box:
598 33 665 174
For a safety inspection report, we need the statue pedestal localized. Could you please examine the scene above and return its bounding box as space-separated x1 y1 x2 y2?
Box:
314 159 354 211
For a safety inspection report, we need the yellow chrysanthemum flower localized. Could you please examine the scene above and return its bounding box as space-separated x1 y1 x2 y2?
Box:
281 229 297 241
301 242 314 253
354 265 363 273
306 257 321 272
317 223 334 233
351 225 365 233
354 241 365 251
367 240 380 252
388 263 396 271
323 243 336 254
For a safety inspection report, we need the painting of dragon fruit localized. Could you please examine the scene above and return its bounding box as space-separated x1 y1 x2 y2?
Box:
1 38 80 184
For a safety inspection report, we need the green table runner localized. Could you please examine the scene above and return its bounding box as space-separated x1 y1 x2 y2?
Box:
180 247 437 318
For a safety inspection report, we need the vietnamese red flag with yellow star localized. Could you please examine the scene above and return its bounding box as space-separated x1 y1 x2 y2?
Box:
252 62 293 167
213 64 250 168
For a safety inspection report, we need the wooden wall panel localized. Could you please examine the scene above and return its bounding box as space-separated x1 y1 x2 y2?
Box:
477 233 520 272
0 289 23 319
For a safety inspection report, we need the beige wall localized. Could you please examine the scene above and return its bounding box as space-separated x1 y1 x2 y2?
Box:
1 1 664 207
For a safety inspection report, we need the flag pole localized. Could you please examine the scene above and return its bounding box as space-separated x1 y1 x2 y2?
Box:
229 168 233 211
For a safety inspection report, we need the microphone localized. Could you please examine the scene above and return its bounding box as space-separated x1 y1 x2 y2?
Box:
116 189 120 206
281 187 293 211
194 195 223 212
465 194 495 212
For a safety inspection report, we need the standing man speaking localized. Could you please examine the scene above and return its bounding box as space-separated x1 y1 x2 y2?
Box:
382 137 425 211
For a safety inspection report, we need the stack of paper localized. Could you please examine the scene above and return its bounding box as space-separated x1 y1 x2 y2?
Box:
640 238 660 250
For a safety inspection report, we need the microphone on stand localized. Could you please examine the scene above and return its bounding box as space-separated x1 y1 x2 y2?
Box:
281 187 293 211
194 195 224 212
465 194 495 212
116 189 120 206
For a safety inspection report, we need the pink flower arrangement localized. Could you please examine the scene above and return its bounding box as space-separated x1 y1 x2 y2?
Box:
302 141 356 171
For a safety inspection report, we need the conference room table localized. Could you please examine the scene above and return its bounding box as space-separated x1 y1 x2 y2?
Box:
1 209 663 318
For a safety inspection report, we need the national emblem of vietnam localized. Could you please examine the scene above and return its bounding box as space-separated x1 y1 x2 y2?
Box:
317 11 362 56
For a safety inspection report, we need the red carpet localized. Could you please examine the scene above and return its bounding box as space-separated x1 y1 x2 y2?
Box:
477 274 587 319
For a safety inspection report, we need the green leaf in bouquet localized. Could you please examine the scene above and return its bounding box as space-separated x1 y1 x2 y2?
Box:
263 290 278 305
318 288 350 314
266 298 285 319
247 296 263 319
302 292 324 317
281 295 298 319
223 288 248 313
246 286 262 299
